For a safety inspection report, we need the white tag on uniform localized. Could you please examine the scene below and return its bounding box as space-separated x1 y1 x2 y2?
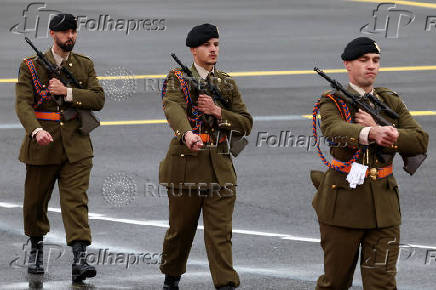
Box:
346 162 368 189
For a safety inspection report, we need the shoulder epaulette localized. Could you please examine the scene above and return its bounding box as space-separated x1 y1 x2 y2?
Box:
321 89 334 97
73 52 91 60
23 54 37 61
375 87 400 97
217 70 230 78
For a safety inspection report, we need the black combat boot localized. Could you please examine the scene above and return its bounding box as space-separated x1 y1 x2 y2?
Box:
216 283 235 290
163 275 181 289
71 241 96 283
28 236 44 274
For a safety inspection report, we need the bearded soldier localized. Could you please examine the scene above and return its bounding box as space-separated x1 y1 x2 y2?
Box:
15 14 104 282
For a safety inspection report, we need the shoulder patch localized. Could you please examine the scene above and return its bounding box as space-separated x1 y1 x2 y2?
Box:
375 87 400 97
321 89 334 97
73 52 91 60
23 54 37 61
171 67 182 72
217 70 230 78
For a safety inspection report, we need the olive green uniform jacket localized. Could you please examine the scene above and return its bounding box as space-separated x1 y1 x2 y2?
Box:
15 50 105 165
312 86 428 229
159 65 253 188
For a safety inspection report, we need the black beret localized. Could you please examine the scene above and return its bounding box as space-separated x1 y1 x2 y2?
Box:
186 23 219 48
49 14 77 31
341 37 380 61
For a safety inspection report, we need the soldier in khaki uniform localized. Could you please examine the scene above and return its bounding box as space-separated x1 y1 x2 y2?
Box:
15 14 104 282
312 37 428 289
159 24 253 289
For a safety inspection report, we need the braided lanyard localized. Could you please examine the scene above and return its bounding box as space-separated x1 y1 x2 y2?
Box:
312 94 362 173
161 70 204 134
24 59 52 109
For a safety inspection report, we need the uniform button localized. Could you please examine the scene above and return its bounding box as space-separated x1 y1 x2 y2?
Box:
60 109 64 113
331 185 336 189
60 122 64 126
79 81 83 85
211 128 215 132
69 63 72 67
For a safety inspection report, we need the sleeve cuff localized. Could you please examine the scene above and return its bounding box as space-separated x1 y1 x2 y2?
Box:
32 128 43 138
359 127 371 145
65 87 73 102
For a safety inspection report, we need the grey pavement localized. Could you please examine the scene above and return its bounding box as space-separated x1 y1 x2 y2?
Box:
0 0 435 289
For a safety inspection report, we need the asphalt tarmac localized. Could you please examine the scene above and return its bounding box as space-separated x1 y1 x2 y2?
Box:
0 0 435 289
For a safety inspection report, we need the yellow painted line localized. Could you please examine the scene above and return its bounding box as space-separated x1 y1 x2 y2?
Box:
303 111 436 119
2 65 436 83
101 119 167 126
410 110 436 116
350 0 436 9
98 74 165 80
381 66 436 72
100 111 436 126
0 78 18 83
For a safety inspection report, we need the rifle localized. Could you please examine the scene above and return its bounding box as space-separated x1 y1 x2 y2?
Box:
25 37 100 135
314 67 427 175
170 53 247 156
170 53 231 109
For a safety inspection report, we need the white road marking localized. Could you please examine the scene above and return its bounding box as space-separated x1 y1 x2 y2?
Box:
1 201 436 250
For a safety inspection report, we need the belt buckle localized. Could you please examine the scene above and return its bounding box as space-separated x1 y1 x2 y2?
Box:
369 168 378 180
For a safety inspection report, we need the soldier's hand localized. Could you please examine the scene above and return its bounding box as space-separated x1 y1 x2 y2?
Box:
198 94 222 119
48 78 67 95
184 131 203 151
369 126 399 147
35 130 54 146
355 109 377 127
